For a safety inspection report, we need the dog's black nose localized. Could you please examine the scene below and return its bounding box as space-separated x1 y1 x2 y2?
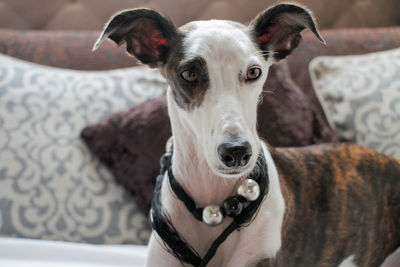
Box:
218 141 252 168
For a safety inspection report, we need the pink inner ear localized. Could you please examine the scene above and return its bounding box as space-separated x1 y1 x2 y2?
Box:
150 30 168 49
257 26 279 45
258 33 270 44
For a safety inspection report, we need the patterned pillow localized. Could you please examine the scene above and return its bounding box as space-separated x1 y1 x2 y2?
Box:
0 53 167 244
309 47 400 158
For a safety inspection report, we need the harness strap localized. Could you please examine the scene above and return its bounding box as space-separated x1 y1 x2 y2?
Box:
150 145 269 266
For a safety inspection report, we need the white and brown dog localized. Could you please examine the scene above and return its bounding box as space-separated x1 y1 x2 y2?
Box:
94 3 400 267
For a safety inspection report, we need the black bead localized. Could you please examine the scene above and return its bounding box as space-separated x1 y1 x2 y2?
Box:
222 196 244 217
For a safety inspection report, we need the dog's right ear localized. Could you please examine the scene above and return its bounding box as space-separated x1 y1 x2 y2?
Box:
93 9 179 67
250 3 325 62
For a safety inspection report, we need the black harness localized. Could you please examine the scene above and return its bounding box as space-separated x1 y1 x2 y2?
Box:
150 143 269 266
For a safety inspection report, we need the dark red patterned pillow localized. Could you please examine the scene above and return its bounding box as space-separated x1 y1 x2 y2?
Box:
81 60 338 215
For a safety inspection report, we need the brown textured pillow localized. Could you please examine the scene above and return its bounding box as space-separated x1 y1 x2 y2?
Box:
81 60 338 215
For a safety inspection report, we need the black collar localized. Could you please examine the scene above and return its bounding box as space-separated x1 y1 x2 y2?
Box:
150 143 269 267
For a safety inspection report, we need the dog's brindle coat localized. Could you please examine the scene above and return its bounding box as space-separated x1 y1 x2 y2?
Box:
94 3 400 266
262 144 400 267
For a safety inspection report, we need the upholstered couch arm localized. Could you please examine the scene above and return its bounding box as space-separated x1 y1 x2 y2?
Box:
0 30 139 70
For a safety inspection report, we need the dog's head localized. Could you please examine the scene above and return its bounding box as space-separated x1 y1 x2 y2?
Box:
94 4 324 178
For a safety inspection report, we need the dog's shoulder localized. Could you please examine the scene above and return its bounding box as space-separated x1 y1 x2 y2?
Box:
269 143 400 200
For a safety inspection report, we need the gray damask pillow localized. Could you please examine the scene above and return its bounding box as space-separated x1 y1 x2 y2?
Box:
309 47 400 158
0 54 167 244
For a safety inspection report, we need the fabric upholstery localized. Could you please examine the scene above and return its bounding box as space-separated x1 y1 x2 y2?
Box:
0 0 399 30
81 94 170 215
81 61 339 214
0 30 137 71
288 27 400 115
310 48 400 159
0 53 168 244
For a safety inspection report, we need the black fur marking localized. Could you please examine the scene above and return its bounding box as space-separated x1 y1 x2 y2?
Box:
165 56 210 110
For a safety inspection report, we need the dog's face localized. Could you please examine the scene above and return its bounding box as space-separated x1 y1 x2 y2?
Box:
94 4 324 178
166 20 270 178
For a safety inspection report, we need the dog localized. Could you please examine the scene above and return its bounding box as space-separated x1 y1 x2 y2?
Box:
93 3 400 267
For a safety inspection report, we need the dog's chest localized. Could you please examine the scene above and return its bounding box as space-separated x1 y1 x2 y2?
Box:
162 195 283 266
160 144 285 266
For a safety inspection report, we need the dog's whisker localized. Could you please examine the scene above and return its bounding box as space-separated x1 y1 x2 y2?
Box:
252 51 277 57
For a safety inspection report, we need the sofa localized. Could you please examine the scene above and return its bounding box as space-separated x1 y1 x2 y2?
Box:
0 0 399 266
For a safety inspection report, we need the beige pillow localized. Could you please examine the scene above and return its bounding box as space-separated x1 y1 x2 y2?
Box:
0 53 167 244
309 47 400 158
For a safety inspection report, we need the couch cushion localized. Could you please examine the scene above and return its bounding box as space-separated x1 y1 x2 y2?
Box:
288 27 400 117
0 53 167 244
81 60 338 215
309 47 400 158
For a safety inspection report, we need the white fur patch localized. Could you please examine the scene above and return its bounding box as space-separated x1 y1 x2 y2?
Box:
338 255 357 267
178 20 272 179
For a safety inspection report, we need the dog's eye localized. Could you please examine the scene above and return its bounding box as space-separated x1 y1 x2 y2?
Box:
181 70 198 83
246 67 262 81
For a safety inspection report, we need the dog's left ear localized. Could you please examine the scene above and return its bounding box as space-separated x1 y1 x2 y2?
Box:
92 8 179 67
250 3 325 61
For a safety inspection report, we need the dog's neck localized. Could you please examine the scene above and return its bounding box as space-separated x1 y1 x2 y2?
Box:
167 89 241 207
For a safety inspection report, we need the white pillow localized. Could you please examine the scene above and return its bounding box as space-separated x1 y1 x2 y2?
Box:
310 48 400 159
0 54 167 244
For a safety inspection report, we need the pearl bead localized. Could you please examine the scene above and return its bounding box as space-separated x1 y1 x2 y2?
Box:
237 179 260 201
202 205 223 226
223 196 243 217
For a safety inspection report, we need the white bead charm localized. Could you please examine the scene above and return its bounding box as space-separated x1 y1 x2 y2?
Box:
237 179 260 201
202 205 224 226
